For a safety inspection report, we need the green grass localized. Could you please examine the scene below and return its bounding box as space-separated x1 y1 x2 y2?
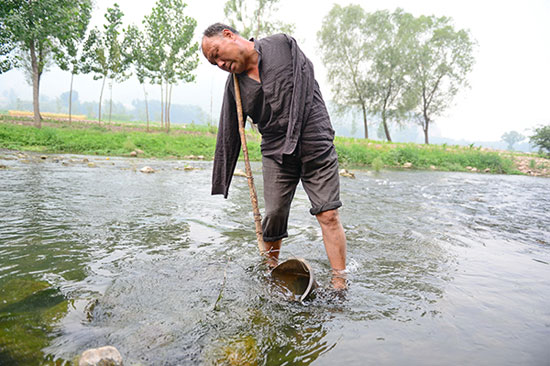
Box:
0 120 520 174
334 137 519 174
0 122 224 158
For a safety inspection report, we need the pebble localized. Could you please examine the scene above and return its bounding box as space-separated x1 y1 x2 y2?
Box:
339 169 355 178
140 166 155 173
79 346 123 366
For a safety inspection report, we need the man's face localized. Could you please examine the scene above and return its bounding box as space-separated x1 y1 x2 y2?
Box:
202 30 245 74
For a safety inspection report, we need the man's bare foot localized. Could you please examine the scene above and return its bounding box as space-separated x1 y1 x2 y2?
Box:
331 269 348 290
265 255 278 269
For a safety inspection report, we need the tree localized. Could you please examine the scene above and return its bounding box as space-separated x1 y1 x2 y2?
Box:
103 4 130 124
82 4 130 125
143 0 199 132
53 0 92 124
3 0 90 127
529 125 550 156
501 130 525 151
409 15 475 144
224 0 294 39
123 25 152 131
318 4 373 139
366 9 417 142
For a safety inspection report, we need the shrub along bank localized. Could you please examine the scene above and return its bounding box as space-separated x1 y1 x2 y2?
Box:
0 121 528 175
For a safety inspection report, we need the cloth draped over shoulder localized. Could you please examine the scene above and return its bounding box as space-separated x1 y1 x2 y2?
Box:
212 34 333 198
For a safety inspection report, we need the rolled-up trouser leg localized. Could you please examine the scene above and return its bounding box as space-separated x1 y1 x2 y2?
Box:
301 147 342 215
261 155 300 242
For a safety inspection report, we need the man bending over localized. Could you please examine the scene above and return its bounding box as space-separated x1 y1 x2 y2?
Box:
201 23 347 289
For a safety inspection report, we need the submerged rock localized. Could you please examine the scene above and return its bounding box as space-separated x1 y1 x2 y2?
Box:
140 166 155 173
79 346 123 366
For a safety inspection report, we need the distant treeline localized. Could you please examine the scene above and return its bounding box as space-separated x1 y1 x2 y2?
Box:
0 90 209 125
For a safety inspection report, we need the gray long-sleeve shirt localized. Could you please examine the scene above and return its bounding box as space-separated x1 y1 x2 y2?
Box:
212 34 335 198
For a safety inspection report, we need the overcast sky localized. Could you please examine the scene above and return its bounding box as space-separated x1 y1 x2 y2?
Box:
1 0 549 141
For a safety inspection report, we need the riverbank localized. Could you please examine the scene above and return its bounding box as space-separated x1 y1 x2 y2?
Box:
1 116 549 177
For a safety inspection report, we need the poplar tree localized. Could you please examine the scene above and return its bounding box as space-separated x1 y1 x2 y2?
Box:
144 0 198 132
82 4 130 125
123 25 152 130
53 0 92 123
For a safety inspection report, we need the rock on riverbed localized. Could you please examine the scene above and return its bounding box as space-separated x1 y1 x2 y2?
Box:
140 166 155 173
79 346 123 366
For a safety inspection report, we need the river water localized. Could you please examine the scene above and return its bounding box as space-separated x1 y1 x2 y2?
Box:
1 150 549 365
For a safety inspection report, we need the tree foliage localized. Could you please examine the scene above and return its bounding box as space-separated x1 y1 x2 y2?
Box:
501 130 525 151
123 24 153 130
366 9 417 142
318 4 373 138
529 125 550 156
409 15 475 144
318 5 476 143
0 0 19 74
224 0 294 39
81 4 130 124
52 0 92 123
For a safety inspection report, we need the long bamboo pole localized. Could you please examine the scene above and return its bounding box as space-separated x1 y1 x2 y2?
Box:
233 73 265 255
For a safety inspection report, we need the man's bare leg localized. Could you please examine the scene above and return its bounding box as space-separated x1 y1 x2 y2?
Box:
263 239 281 268
316 209 347 289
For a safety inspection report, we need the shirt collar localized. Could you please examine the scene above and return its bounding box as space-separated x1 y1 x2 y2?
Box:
251 37 262 68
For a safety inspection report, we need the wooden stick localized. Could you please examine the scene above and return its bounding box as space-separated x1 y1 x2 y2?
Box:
233 73 265 255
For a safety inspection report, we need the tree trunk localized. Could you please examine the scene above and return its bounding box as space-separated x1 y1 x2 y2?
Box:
167 83 173 132
423 118 430 145
361 101 368 139
108 80 113 124
164 80 169 132
29 41 41 128
143 84 149 132
98 75 106 125
69 72 74 124
382 110 392 142
160 83 164 129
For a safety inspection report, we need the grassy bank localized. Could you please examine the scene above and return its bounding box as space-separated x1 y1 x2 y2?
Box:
0 120 264 160
334 137 520 174
0 118 543 176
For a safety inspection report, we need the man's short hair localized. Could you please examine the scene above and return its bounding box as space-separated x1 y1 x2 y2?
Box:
203 23 239 38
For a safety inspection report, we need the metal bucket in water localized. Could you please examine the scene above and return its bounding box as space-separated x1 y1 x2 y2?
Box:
270 258 317 302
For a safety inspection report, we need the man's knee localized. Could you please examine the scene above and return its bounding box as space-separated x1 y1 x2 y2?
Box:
316 209 340 228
